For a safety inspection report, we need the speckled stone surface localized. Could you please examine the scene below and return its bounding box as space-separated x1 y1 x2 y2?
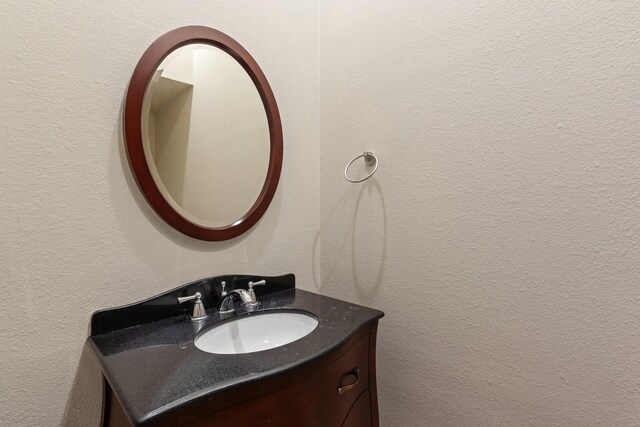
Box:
88 288 383 426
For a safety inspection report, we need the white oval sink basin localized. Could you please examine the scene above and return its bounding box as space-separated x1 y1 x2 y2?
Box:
194 311 318 354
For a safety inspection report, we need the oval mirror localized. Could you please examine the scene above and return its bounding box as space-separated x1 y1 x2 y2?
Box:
124 26 282 241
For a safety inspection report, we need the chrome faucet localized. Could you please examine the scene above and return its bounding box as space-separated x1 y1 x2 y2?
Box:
219 280 266 314
177 291 207 320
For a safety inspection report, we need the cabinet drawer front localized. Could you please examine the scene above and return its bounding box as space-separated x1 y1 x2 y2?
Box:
187 334 371 427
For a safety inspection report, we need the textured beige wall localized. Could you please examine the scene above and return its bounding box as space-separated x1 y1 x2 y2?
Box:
319 1 640 426
0 1 320 426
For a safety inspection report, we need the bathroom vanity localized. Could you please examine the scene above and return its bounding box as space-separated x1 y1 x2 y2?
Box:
88 274 384 426
106 25 385 426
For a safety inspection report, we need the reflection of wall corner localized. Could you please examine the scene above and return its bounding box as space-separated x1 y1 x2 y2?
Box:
152 82 193 206
151 76 193 113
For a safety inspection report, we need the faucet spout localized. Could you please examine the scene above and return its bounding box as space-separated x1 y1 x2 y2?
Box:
219 289 258 314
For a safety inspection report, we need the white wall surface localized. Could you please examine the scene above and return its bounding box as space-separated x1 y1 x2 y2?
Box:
0 1 320 426
319 1 640 426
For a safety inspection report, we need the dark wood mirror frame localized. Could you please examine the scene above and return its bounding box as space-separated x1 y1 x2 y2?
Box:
124 26 283 241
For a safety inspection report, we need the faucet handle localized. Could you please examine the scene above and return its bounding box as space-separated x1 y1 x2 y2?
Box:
248 280 266 290
177 292 207 320
220 281 227 297
247 280 266 301
178 291 202 304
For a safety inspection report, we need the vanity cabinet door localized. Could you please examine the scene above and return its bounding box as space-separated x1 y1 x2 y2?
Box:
186 334 372 427
342 390 372 427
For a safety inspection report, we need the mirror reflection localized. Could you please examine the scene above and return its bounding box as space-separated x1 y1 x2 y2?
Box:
141 43 270 228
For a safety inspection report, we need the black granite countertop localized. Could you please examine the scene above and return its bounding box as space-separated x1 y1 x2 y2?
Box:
87 275 383 426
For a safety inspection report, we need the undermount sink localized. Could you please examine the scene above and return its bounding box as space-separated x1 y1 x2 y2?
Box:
194 311 318 354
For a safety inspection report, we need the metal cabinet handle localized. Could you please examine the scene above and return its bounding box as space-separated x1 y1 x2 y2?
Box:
337 367 360 395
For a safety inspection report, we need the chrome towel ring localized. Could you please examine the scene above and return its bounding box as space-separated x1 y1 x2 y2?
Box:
344 152 379 183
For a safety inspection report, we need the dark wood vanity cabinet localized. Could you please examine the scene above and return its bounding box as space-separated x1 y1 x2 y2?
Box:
102 325 380 427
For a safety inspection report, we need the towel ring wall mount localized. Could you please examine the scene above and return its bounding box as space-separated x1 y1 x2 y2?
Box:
344 152 379 183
